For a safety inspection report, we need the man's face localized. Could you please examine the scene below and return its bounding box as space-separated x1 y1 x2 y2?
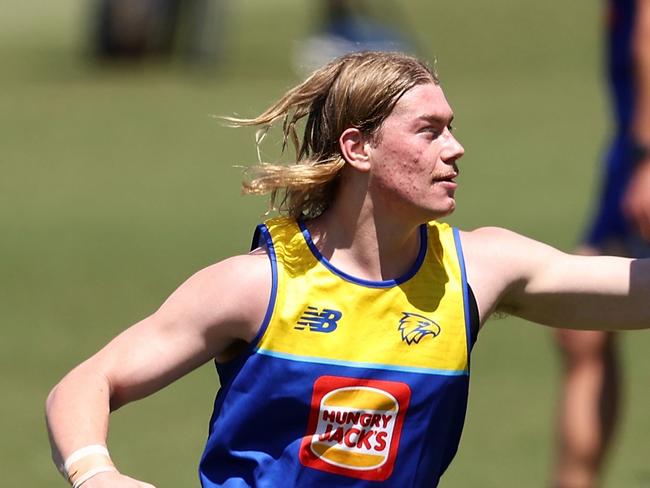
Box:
367 82 464 222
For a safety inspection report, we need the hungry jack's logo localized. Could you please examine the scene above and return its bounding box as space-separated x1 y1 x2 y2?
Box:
299 376 411 481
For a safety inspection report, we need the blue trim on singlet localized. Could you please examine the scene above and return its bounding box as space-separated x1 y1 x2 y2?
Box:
452 228 473 361
256 348 469 376
247 224 278 348
297 220 428 288
207 224 279 425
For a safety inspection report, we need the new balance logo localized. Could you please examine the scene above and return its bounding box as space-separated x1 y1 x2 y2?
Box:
295 306 342 333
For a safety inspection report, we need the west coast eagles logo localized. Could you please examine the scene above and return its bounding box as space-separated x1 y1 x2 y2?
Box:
397 312 441 345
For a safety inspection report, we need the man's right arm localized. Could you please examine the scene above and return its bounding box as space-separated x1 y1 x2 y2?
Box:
45 252 272 487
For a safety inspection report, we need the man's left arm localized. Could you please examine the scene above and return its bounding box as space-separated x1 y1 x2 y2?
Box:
461 227 650 330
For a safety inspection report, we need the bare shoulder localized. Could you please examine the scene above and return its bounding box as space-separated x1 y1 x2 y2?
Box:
157 250 273 346
203 250 271 289
147 249 274 362
146 250 272 358
459 226 528 278
459 226 559 267
457 227 564 324
460 226 538 249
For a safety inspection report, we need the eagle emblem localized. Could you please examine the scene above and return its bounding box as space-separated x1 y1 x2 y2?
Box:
398 312 441 345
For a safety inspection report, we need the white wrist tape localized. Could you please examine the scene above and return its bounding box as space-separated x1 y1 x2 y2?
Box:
63 445 110 472
62 444 116 487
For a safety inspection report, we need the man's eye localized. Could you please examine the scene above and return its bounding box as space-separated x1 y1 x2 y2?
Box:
421 127 441 136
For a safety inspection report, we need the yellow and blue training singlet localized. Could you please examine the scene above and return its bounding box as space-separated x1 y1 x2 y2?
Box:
200 217 475 487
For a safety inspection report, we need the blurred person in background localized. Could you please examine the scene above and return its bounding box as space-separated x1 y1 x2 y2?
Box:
552 1 650 487
45 51 650 488
93 0 225 64
295 0 415 72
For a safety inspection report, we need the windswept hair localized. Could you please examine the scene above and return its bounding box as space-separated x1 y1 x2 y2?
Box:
225 51 438 219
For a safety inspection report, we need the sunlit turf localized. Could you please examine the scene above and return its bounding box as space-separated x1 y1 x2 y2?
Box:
3 1 650 487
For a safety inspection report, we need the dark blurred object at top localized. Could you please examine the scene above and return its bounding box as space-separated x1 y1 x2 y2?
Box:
93 0 225 65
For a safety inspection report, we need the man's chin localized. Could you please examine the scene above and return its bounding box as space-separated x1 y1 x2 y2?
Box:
438 199 456 216
424 202 456 222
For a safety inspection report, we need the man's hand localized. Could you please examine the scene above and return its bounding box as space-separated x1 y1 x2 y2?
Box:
622 160 650 241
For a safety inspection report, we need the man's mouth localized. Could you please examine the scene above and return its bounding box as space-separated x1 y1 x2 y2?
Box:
432 173 458 183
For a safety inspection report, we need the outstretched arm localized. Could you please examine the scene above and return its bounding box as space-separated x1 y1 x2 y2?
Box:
461 227 650 330
45 252 271 487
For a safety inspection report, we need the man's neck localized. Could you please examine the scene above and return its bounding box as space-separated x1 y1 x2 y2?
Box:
305 198 424 283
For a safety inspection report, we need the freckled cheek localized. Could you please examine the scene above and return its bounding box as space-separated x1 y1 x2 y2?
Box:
398 157 429 191
384 148 422 172
383 168 424 199
373 146 429 194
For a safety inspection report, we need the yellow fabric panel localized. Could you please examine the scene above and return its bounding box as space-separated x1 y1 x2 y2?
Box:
257 217 468 374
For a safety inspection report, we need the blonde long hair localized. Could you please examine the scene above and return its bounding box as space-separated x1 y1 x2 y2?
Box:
225 51 438 219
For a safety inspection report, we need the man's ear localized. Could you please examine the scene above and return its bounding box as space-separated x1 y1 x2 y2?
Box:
339 128 371 172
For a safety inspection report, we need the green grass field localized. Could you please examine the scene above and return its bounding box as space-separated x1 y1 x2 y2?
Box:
3 1 650 486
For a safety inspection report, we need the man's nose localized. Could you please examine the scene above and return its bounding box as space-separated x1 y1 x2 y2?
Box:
442 133 464 162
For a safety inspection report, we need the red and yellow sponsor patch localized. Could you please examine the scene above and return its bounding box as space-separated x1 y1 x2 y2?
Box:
299 376 411 481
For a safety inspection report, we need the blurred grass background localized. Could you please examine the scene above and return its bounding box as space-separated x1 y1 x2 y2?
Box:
3 0 650 486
